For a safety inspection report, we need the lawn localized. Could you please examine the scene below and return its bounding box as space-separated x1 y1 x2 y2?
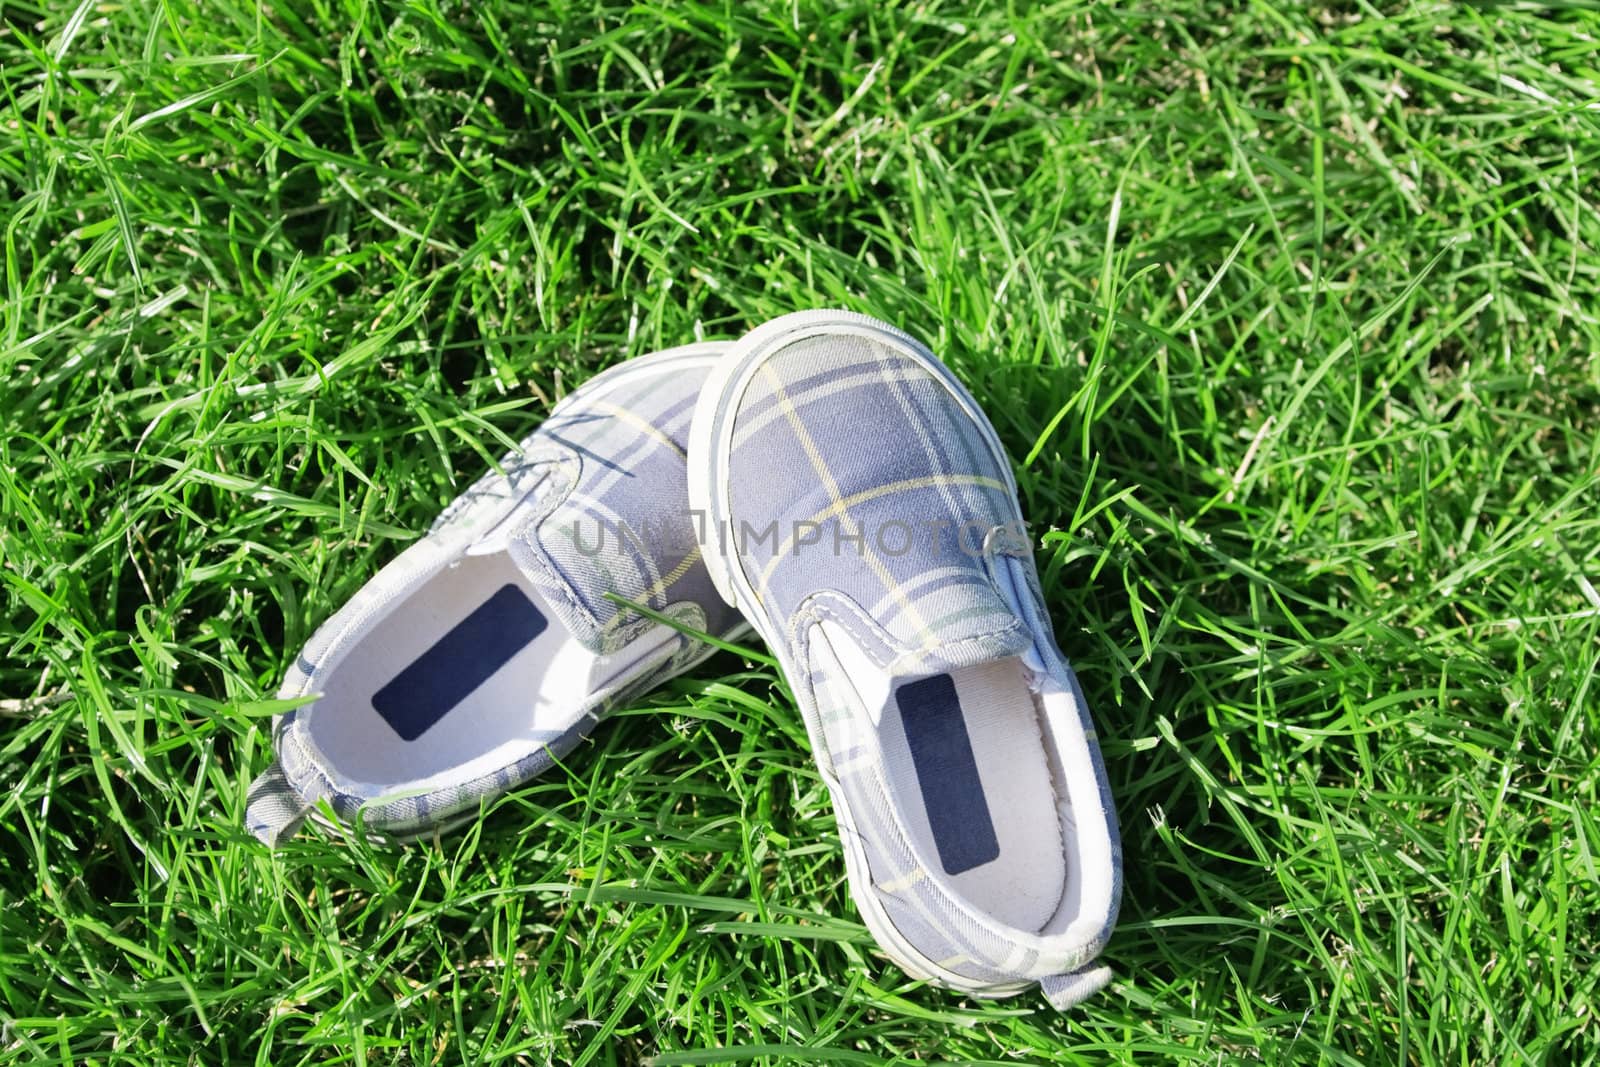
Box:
3 0 1599 1063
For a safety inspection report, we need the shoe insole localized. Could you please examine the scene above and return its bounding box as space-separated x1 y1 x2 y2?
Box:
303 552 664 786
371 582 549 741
879 658 1067 932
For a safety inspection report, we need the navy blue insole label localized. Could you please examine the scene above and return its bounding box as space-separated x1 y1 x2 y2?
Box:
895 673 1001 875
371 583 547 741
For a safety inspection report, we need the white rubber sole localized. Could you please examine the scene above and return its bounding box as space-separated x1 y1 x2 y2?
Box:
686 309 1035 997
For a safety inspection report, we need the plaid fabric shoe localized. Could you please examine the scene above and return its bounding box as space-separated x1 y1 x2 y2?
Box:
245 342 745 845
687 310 1121 1009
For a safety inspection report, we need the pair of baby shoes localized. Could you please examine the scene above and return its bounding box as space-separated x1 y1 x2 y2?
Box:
245 310 1121 1010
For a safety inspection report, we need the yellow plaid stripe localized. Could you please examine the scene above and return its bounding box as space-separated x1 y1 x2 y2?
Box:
758 362 937 642
753 472 1009 599
600 546 704 634
588 401 687 459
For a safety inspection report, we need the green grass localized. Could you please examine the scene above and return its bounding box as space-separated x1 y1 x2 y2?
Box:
3 0 1599 1062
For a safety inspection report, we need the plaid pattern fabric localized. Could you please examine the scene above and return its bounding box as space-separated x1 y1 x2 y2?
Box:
246 344 742 845
709 316 1119 1005
515 355 739 655
726 333 1034 672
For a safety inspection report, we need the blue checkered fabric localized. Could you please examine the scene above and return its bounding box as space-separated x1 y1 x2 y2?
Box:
508 352 741 656
702 312 1121 1009
725 332 1035 673
246 344 742 844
